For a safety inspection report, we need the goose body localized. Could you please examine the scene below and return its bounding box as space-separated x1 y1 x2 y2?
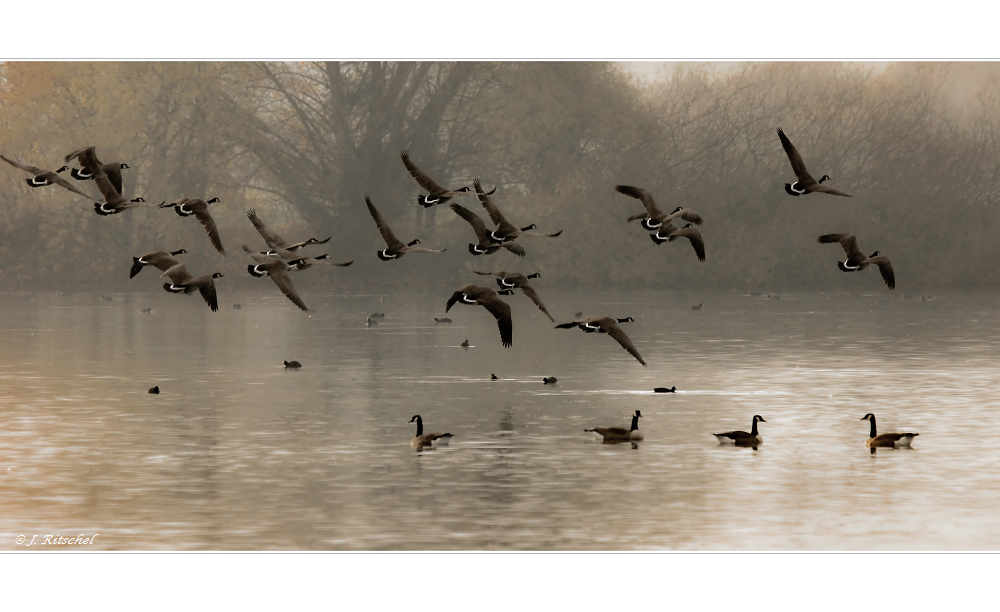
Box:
246 208 331 251
473 270 554 322
445 285 514 348
818 234 895 290
861 413 918 448
777 128 853 197
400 149 474 207
1 153 93 199
450 203 526 257
555 316 646 366
714 415 766 447
586 410 644 442
243 246 311 311
474 178 562 242
650 222 706 262
72 147 149 215
366 196 444 260
159 198 225 254
259 245 352 269
616 185 704 229
130 249 187 279
159 263 223 312
409 415 454 448
64 146 129 196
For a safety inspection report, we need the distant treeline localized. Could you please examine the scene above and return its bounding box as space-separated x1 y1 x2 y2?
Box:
1 61 997 292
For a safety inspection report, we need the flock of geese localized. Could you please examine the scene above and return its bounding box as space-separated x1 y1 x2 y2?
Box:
3 127 913 451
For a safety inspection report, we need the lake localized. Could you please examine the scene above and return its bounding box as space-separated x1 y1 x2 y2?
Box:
1 289 998 550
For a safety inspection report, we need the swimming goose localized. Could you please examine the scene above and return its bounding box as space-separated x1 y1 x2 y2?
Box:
159 263 223 312
400 149 474 207
246 208 331 251
649 222 706 262
1 154 93 198
776 128 853 197
713 415 766 447
434 317 452 323
460 339 470 347
409 415 454 448
366 196 445 260
73 147 149 215
243 246 310 312
450 203 526 257
159 198 225 254
474 178 562 242
543 377 558 384
64 147 129 195
555 316 646 366
472 270 554 322
445 285 514 348
585 410 644 442
615 185 703 230
130 249 187 279
861 413 918 448
818 234 895 290
284 360 302 369
491 374 499 380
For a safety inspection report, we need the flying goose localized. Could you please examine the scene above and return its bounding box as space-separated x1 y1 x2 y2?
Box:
73 146 150 215
649 222 706 262
246 208 331 251
159 263 223 312
713 415 766 447
615 185 703 230
776 128 853 197
861 413 919 448
130 249 187 279
366 196 445 260
242 246 311 312
450 203 526 257
409 415 454 448
445 285 514 348
158 198 225 254
555 316 646 366
472 270 554 322
474 178 562 242
64 147 129 196
1 154 93 198
400 149 474 207
585 410 644 442
818 234 895 290
255 244 352 270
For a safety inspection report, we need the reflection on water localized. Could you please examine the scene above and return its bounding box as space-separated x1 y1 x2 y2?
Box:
1 290 999 550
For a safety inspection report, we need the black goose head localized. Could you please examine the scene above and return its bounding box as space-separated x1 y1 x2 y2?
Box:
314 254 330 260
170 249 187 256
527 272 541 279
120 163 130 169
131 197 145 203
248 264 266 277
753 415 766 423
671 206 684 213
407 239 421 247
207 197 220 204
55 165 70 173
784 182 803 196
861 413 875 421
377 249 397 261
211 273 224 279
520 224 536 232
497 289 514 296
455 186 472 193
616 317 635 323
818 175 831 184
409 415 422 424
869 250 881 258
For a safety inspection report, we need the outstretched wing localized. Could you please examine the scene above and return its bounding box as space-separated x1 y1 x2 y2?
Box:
400 149 445 193
194 207 225 255
246 208 287 248
474 177 513 230
519 285 554 322
450 203 491 242
674 226 706 262
1 154 44 175
615 185 664 218
479 295 513 348
776 127 815 184
813 184 854 197
818 234 862 260
602 321 647 366
160 263 192 285
366 196 405 250
871 256 895 290
198 282 219 312
503 242 526 257
268 267 310 312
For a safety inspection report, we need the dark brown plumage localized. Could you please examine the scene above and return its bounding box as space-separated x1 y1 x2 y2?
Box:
714 415 766 447
159 263 223 312
409 415 454 448
445 285 514 348
400 149 473 207
243 246 311 312
246 208 330 251
473 270 553 322
159 198 225 255
861 413 918 448
74 147 148 215
1 153 93 199
130 249 187 279
616 184 703 228
818 234 895 290
650 222 706 262
474 178 562 242
450 203 525 257
777 128 853 197
585 410 644 442
555 316 646 366
64 146 129 196
366 196 444 260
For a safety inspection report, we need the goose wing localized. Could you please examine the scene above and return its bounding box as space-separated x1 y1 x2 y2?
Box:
518 229 564 238
474 177 515 232
104 164 124 196
519 285 555 322
776 127 816 184
283 237 331 250
77 147 126 202
674 226 706 262
267 266 310 312
478 293 513 348
812 184 854 197
365 196 405 250
601 320 646 366
869 255 895 290
615 185 665 218
246 208 287 248
445 284 484 313
818 234 863 260
502 241 526 257
188 276 219 312
472 270 505 277
1 154 45 175
242 244 274 265
589 427 629 437
50 173 96 199
132 251 181 278
714 430 754 441
451 203 491 242
670 208 704 225
192 205 225 255
160 263 193 285
400 149 446 194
